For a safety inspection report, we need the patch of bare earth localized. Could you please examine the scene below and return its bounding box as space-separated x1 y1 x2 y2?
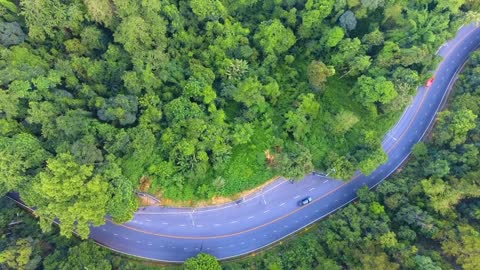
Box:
138 196 158 207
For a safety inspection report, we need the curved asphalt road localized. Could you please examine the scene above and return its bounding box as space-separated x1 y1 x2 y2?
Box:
10 24 480 262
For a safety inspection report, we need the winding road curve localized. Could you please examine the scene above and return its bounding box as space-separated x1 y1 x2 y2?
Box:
9 24 480 263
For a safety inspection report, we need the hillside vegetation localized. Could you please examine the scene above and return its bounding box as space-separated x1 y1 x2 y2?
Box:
0 0 478 238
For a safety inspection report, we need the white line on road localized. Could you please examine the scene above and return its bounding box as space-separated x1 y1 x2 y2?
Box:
136 241 141 244
247 216 254 219
179 224 186 227
162 222 168 225
279 202 286 206
124 237 129 240
323 180 328 183
148 243 152 246
309 187 315 191
196 225 204 227
145 219 151 222
113 233 118 236
230 220 238 224
102 228 106 231
294 195 301 199
263 210 270 214
214 223 221 226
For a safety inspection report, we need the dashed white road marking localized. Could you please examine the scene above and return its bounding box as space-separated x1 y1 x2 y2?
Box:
124 237 129 240
102 228 106 231
247 216 254 219
294 195 301 199
196 225 204 227
263 210 270 214
230 220 238 224
145 219 151 222
113 233 118 236
136 241 141 244
309 187 315 191
179 224 186 227
159 245 164 248
218 246 223 249
241 242 245 245
279 202 286 207
252 238 256 241
148 243 152 246
162 222 168 225
323 180 328 183
214 223 221 226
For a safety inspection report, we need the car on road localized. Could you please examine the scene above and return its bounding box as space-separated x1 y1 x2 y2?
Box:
298 196 312 206
426 77 435 88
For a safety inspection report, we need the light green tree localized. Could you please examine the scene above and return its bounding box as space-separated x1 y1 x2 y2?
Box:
184 253 221 270
254 19 296 55
25 153 109 239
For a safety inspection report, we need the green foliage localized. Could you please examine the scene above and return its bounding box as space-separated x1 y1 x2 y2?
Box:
0 133 50 194
0 22 25 46
184 253 221 270
24 153 110 239
0 238 34 270
254 19 296 55
307 60 335 90
189 0 226 21
1 0 475 244
97 95 139 126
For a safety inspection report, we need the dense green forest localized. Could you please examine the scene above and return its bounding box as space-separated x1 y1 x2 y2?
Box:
0 47 480 270
1 0 479 240
2 47 479 270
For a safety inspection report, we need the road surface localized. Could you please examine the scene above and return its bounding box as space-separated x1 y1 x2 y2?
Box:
9 24 480 263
